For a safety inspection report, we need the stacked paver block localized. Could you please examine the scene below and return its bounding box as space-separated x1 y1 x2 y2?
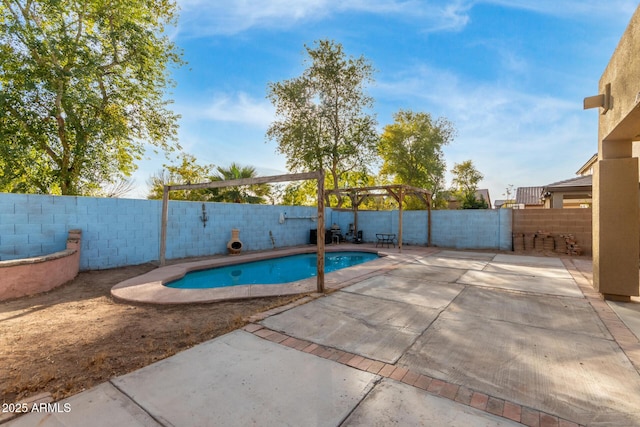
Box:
561 234 582 256
512 233 524 251
533 234 544 251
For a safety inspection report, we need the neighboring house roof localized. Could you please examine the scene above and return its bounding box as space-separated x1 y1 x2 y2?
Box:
476 189 491 207
544 175 592 192
576 153 598 176
515 187 544 205
494 199 507 208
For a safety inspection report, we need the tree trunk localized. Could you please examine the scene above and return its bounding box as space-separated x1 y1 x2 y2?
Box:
330 168 344 208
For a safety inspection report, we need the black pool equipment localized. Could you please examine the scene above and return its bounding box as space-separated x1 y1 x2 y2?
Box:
309 229 332 244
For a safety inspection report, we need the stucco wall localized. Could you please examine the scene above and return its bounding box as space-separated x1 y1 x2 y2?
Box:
598 6 640 143
0 230 81 301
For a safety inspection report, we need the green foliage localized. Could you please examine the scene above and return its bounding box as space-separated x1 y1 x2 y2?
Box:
0 0 183 195
147 158 271 204
208 163 271 204
378 110 456 208
451 160 488 209
451 160 483 194
280 170 382 208
281 180 319 207
267 39 378 206
147 153 213 201
460 193 489 209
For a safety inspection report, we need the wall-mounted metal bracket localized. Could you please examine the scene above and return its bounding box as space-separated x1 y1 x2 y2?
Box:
199 203 209 228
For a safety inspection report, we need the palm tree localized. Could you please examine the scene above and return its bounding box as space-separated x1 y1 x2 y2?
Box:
208 163 271 204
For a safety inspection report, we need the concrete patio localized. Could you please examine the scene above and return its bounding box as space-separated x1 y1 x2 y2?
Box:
5 247 640 426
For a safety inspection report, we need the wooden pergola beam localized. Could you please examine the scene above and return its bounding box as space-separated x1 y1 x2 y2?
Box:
168 171 320 191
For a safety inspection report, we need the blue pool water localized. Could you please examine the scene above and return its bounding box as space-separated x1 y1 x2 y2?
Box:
166 251 378 289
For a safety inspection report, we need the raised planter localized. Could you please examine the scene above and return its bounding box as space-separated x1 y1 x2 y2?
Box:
0 230 82 301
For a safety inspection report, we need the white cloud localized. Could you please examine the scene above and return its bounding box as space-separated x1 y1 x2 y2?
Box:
177 92 275 128
204 93 275 127
376 63 598 199
175 0 479 36
176 0 331 36
175 0 634 37
378 64 581 133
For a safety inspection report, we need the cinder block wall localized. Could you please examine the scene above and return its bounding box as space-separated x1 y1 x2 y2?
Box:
2 191 594 270
0 194 163 269
331 208 511 250
329 210 399 244
0 193 323 270
165 202 319 260
431 209 512 250
512 209 592 255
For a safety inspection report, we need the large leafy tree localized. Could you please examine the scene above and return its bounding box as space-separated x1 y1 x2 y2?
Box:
267 39 378 207
208 163 271 204
378 110 456 208
147 153 214 201
0 0 182 195
451 160 488 209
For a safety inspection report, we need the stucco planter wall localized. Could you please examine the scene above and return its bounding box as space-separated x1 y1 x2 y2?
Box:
0 230 81 301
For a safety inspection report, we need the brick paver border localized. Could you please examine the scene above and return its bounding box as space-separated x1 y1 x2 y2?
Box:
244 323 584 427
237 252 640 427
562 258 640 374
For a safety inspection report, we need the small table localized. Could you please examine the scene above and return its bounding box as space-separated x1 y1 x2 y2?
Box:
376 233 396 248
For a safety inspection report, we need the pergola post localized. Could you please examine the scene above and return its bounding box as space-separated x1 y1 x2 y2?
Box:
427 201 432 247
160 185 169 266
352 190 359 237
398 188 404 253
316 170 325 293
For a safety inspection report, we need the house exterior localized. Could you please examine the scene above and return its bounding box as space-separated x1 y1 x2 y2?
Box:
576 153 598 176
447 189 492 209
542 155 596 209
495 187 543 209
494 199 510 209
542 176 592 208
514 187 544 209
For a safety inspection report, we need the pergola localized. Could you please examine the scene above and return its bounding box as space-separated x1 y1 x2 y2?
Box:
158 172 432 294
326 184 432 252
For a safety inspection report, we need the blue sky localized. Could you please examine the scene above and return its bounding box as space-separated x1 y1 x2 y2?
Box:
129 0 638 204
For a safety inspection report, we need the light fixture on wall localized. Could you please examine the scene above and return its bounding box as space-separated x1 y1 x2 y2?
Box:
200 204 209 228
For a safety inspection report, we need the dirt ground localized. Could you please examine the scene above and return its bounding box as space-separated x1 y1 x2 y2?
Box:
0 264 303 404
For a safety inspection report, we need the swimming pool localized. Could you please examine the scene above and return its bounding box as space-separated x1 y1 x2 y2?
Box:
166 251 379 289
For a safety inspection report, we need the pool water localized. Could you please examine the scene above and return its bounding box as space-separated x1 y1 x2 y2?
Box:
166 251 378 289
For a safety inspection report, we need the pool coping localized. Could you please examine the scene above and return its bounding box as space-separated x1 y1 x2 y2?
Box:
111 245 404 305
